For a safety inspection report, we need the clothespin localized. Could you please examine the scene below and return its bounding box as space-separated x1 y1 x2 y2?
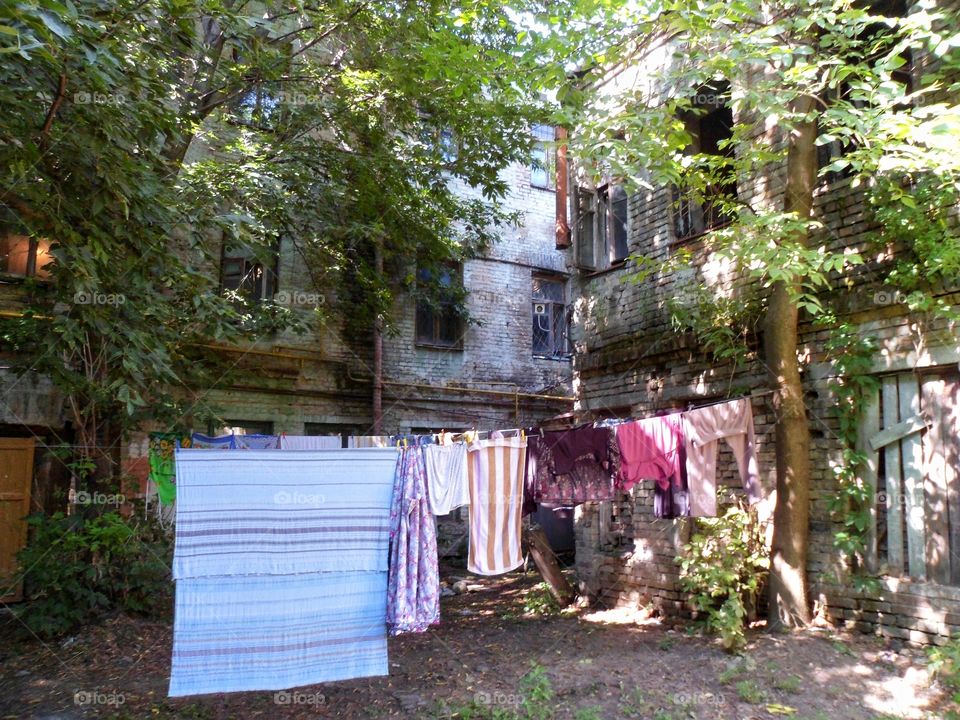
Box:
396 439 401 449
403 438 408 448
521 429 525 440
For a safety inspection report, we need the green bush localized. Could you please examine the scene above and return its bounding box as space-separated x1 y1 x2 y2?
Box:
928 634 960 718
13 510 172 638
677 491 769 653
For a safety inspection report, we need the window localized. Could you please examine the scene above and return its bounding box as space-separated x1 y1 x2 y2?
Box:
0 235 52 279
672 84 736 240
220 243 278 302
415 263 464 349
575 183 629 271
530 124 556 190
532 275 569 358
817 0 913 184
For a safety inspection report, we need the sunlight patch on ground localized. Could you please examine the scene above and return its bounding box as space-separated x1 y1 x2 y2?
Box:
580 606 662 626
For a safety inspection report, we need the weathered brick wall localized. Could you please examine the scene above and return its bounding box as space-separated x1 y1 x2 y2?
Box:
381 158 573 432
567 82 960 645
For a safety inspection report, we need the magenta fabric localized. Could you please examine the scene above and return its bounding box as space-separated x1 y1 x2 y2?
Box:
386 445 440 635
615 415 685 491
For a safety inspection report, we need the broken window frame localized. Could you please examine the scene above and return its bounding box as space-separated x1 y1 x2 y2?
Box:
220 241 280 303
671 83 737 242
575 182 629 271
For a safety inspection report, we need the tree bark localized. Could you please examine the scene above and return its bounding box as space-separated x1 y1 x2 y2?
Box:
765 93 817 629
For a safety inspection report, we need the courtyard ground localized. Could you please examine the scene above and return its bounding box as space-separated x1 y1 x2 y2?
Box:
0 570 953 719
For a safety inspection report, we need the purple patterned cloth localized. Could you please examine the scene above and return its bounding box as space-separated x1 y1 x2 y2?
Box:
386 445 440 635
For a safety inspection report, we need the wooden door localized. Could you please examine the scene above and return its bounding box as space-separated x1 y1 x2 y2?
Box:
0 438 34 602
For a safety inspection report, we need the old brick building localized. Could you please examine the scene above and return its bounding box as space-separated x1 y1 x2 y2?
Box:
563 32 960 644
0 136 573 532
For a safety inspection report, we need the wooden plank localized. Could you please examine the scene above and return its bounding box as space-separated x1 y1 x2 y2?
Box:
921 377 951 584
525 525 574 605
944 377 960 586
882 376 905 575
0 438 35 603
869 413 931 451
898 376 927 581
857 389 881 573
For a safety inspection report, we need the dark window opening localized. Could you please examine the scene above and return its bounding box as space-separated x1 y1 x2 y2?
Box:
221 243 279 302
672 83 736 241
415 263 465 349
304 422 363 448
575 183 629 270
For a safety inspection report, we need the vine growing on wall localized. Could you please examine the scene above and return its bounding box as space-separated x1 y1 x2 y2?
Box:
822 318 880 590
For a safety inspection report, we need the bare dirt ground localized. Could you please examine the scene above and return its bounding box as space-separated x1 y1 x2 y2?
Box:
0 570 953 719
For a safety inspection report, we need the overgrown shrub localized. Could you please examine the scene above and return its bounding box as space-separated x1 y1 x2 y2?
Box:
13 510 172 638
928 634 960 719
677 491 769 653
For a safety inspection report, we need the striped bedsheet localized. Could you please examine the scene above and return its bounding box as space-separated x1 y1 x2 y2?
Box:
172 448 397 579
169 448 398 697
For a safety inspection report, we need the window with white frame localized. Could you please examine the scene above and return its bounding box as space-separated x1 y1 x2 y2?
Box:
530 124 556 190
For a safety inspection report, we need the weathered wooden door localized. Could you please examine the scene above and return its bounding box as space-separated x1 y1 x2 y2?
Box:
0 438 35 602
868 369 960 582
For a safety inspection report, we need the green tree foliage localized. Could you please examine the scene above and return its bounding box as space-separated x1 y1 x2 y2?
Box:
0 0 547 479
530 0 960 623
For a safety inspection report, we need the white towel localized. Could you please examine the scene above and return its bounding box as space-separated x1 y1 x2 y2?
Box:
279 434 342 450
424 443 470 515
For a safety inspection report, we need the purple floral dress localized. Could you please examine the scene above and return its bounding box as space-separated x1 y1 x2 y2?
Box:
386 445 440 635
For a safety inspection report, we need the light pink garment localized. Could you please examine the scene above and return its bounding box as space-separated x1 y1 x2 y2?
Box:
682 398 761 517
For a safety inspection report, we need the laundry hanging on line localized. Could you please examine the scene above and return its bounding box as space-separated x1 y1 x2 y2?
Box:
280 434 342 450
466 436 527 576
168 447 397 697
387 442 440 634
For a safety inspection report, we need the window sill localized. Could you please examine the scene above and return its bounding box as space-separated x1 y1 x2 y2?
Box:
530 184 556 193
533 354 572 363
669 220 734 248
415 342 464 352
580 259 628 279
0 273 50 284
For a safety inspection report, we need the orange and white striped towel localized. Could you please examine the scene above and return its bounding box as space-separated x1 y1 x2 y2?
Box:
466 436 527 576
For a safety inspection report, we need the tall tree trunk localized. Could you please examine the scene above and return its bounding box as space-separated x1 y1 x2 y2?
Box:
765 94 817 629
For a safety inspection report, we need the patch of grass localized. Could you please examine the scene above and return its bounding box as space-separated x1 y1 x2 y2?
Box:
573 707 602 720
831 640 856 657
658 637 675 651
522 583 560 617
618 687 647 717
772 674 802 694
718 664 747 684
735 679 767 704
